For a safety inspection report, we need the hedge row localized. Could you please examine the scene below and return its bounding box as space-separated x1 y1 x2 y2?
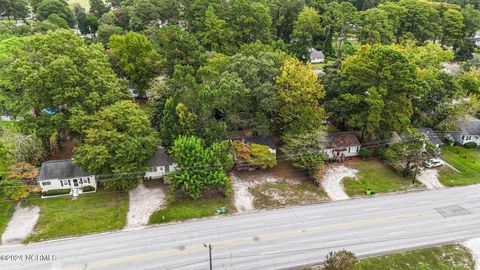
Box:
42 188 71 197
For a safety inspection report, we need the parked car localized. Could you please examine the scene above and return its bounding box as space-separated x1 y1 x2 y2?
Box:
424 159 444 168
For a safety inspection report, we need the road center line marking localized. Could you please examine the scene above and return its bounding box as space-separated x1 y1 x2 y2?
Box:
63 211 436 270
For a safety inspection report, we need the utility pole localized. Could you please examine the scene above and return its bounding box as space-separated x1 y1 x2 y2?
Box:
413 136 426 184
204 243 213 270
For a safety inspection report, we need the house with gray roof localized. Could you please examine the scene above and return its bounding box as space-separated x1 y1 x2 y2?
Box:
418 128 444 148
38 159 96 197
144 147 176 180
309 48 325 64
453 116 480 146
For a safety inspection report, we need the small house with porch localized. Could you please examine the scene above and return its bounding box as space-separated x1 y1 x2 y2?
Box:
38 159 96 197
144 147 176 180
452 116 480 146
323 132 361 162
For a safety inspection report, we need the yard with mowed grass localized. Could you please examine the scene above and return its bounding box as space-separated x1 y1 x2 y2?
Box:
439 145 480 186
343 159 423 197
22 192 128 243
149 193 235 224
0 201 16 237
355 244 474 270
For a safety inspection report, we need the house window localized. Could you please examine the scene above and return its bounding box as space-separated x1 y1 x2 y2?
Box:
62 180 70 186
149 167 157 172
356 147 360 152
87 178 90 183
348 148 351 153
42 181 51 186
462 135 465 140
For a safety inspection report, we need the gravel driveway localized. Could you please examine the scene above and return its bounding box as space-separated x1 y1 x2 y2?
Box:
126 182 166 229
417 169 445 190
321 166 358 201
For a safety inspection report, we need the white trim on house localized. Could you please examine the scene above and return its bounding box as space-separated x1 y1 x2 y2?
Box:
39 175 97 197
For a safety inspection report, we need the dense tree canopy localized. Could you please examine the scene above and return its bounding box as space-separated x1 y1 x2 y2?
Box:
1 30 129 146
73 100 159 191
36 0 76 27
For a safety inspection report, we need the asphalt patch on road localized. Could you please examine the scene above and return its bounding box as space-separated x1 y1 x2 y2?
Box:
435 205 471 218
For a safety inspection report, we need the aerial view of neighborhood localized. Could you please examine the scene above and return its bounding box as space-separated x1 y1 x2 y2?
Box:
1 0 480 269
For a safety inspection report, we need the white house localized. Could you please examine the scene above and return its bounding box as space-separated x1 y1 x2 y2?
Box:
418 127 444 148
323 132 361 161
144 147 176 180
452 116 480 146
38 159 96 197
309 48 325 64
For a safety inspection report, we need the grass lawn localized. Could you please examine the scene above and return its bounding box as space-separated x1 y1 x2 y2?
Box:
356 244 474 270
22 192 128 242
149 193 235 224
343 159 423 197
250 181 328 209
0 201 16 236
439 145 480 186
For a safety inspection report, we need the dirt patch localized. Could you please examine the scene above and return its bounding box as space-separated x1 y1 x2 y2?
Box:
1 204 39 245
126 181 167 229
418 169 445 190
320 165 358 201
231 160 327 211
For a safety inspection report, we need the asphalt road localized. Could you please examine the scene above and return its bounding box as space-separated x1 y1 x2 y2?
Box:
2 185 480 270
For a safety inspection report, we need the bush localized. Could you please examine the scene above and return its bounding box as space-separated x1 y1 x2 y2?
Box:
42 188 71 197
249 144 276 169
464 142 478 148
82 186 96 192
324 250 358 270
359 148 373 159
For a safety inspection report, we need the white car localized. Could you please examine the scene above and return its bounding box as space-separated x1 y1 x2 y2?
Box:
424 159 444 168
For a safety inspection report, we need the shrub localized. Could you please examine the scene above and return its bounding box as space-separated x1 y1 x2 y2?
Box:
231 140 250 162
324 250 358 270
42 188 71 197
82 186 96 192
249 144 276 169
464 142 478 148
359 148 373 159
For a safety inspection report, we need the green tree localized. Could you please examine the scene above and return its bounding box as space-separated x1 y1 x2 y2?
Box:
441 8 465 48
229 0 272 45
267 0 305 41
325 45 418 141
334 2 359 59
169 136 231 199
109 32 161 96
359 8 395 45
462 4 480 37
36 0 75 27
275 58 326 133
97 24 124 46
397 0 440 43
90 0 109 17
198 5 230 52
281 128 327 178
46 13 69 29
291 7 323 60
149 25 206 75
382 135 425 178
73 100 159 191
2 30 129 146
0 0 30 20
457 67 480 95
0 177 29 200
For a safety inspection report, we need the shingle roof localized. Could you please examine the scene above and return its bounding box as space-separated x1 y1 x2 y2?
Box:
148 148 175 167
326 132 361 149
459 116 480 135
418 128 444 146
310 48 325 60
232 136 276 150
39 160 92 180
